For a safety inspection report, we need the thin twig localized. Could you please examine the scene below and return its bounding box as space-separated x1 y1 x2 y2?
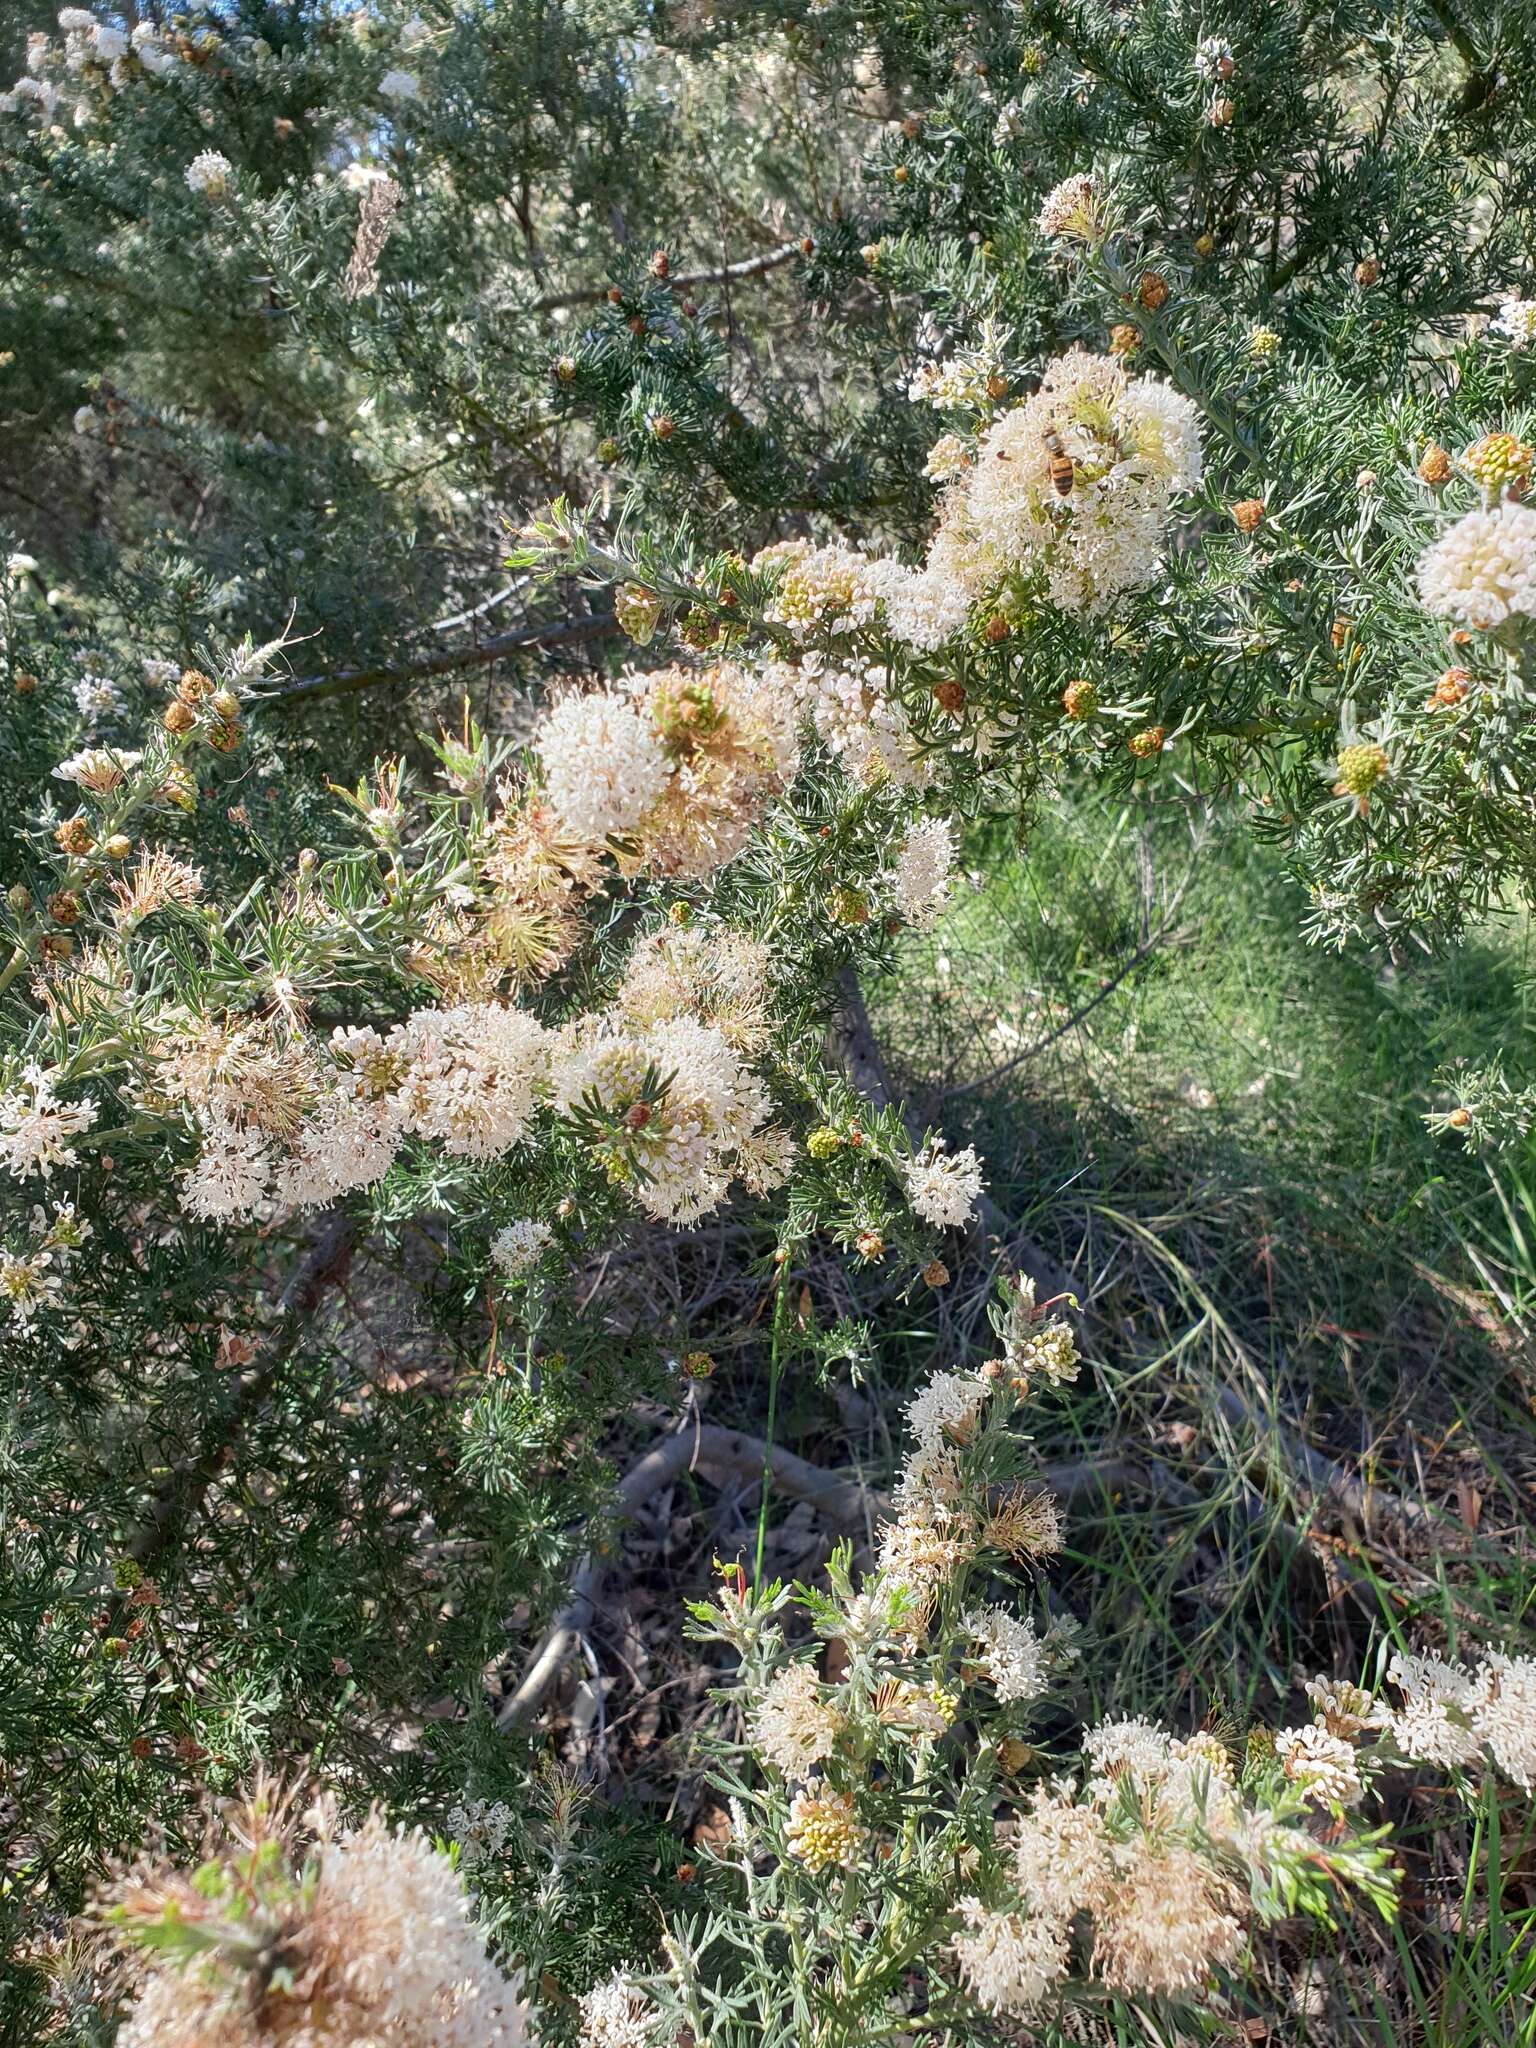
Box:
263 614 617 707
935 849 1200 1104
529 241 801 315
118 1213 357 1589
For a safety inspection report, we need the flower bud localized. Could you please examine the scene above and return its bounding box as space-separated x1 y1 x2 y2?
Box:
54 815 94 855
1418 442 1452 486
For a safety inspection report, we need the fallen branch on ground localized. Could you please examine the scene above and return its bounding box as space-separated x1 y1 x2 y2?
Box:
1213 1385 1438 1540
498 1419 1135 1726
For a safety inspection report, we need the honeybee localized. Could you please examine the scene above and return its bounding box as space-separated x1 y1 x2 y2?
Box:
1041 426 1074 496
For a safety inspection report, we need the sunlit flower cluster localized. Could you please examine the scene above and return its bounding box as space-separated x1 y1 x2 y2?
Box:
101 1786 522 2048
551 1011 789 1223
760 649 930 787
536 664 798 878
751 1659 843 1776
578 1971 660 2048
616 922 775 1052
928 348 1203 618
0 1063 97 1181
1492 293 1536 350
1 10 195 119
902 1140 984 1227
890 817 957 929
1417 503 1536 630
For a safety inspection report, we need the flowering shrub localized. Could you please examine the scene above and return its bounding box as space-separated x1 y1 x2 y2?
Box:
4 1 1536 2042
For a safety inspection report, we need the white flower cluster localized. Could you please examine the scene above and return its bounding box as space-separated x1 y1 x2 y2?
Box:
937 348 1203 618
535 664 799 876
759 648 930 787
751 1659 842 1776
616 923 775 1052
72 672 123 721
172 1002 548 1223
890 816 957 928
1493 293 1536 350
447 1795 516 1873
53 745 142 793
111 1803 522 2048
1417 503 1536 630
758 346 1199 668
952 1896 1068 2015
551 1012 790 1223
963 1605 1048 1702
2 11 198 120
1035 172 1101 242
0 1063 97 1181
758 538 886 638
902 1140 984 1227
489 1217 554 1280
904 1367 989 1468
386 1003 550 1160
185 150 235 198
537 692 668 841
1386 1647 1536 1784
578 1970 661 2048
1274 1721 1363 1807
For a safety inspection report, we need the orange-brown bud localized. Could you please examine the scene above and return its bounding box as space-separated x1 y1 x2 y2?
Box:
1418 443 1453 486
